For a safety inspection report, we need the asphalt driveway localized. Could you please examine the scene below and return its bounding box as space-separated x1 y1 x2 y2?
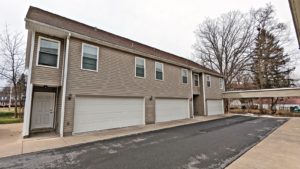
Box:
0 116 287 169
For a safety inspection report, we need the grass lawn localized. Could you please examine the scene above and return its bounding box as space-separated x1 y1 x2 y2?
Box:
0 108 22 124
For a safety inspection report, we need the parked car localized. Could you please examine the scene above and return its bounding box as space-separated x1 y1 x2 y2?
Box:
294 106 300 113
290 106 300 113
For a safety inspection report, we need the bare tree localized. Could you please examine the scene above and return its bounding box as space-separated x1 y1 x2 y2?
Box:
0 25 24 118
193 11 256 90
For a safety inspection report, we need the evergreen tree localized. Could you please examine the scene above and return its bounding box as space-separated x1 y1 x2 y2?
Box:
251 28 294 89
251 28 295 114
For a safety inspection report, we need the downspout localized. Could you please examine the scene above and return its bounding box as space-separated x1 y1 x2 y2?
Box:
22 31 35 137
202 73 207 115
190 70 194 118
60 33 71 137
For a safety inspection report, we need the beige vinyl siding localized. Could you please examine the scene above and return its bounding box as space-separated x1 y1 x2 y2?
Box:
63 37 192 133
205 75 224 99
145 96 155 124
31 33 64 86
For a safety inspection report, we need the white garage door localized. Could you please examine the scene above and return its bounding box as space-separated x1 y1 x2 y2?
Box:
156 99 189 122
73 97 144 133
207 100 224 115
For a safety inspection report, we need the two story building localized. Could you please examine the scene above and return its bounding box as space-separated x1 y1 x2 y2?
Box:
23 6 224 137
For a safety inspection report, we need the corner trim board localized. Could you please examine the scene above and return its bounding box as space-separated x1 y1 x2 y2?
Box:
22 31 35 137
202 73 207 115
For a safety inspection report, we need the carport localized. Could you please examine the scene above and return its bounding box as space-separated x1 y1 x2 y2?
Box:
223 87 300 113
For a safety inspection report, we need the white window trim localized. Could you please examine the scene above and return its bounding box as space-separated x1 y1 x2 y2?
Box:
81 43 99 72
135 57 146 78
207 75 211 88
181 69 188 84
219 78 224 89
194 74 199 86
155 62 164 81
36 36 61 69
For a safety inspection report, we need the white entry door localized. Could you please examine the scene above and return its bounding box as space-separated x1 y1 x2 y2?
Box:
31 92 55 129
156 99 190 122
73 97 144 134
207 100 224 115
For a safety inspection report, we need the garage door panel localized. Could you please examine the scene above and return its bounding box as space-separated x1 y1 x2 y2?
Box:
156 99 189 122
74 97 144 133
207 100 223 115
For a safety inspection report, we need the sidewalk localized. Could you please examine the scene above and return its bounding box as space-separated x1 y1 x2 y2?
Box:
226 117 300 169
0 115 227 158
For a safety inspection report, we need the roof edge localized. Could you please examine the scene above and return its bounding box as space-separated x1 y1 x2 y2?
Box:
26 6 223 76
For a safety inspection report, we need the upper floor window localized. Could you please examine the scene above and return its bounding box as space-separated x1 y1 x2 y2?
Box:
37 37 60 68
219 78 224 89
155 62 164 80
206 75 211 87
181 69 188 84
82 43 99 71
135 57 145 78
194 74 199 86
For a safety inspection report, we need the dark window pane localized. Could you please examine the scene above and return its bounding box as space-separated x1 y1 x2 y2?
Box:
183 76 187 83
38 52 58 67
156 71 163 80
194 75 199 86
136 67 144 77
83 57 97 70
82 44 98 71
38 39 59 67
207 81 211 87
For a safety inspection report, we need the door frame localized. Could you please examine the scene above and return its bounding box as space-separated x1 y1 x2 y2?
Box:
193 95 199 116
30 91 56 130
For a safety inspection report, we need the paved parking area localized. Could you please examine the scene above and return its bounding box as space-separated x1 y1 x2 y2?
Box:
0 116 286 169
0 115 226 158
227 117 300 169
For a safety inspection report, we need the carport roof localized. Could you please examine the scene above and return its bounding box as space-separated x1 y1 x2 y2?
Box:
223 87 300 98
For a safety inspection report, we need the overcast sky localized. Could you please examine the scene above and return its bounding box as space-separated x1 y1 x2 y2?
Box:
0 0 299 87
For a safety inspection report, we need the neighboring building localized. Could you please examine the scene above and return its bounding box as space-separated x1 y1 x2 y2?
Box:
0 87 19 108
229 99 242 109
254 98 300 110
0 86 25 108
23 6 224 137
227 82 257 91
0 87 11 107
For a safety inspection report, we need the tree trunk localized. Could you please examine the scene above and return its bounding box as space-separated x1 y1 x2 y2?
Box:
259 98 263 114
13 84 18 118
19 98 23 119
271 97 279 114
